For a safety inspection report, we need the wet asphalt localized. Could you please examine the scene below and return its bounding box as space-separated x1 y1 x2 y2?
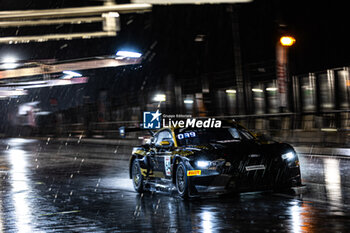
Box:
0 138 350 232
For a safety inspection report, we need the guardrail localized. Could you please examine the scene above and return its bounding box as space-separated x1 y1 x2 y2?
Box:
51 112 349 146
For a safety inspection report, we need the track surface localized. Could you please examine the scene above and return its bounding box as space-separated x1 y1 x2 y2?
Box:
0 138 349 232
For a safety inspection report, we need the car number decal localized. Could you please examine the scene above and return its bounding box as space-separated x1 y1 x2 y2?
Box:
245 165 265 171
187 170 201 176
164 156 171 176
177 132 196 140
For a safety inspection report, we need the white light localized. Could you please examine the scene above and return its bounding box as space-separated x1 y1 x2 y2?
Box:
196 161 210 168
290 205 302 233
3 56 17 63
324 158 343 210
266 87 277 91
252 88 263 93
7 144 33 233
153 94 166 102
2 56 18 69
184 99 194 104
63 70 82 77
18 105 32 115
2 63 18 69
0 89 27 98
226 89 236 94
106 12 120 18
281 152 295 160
35 111 51 116
201 211 213 233
116 51 142 58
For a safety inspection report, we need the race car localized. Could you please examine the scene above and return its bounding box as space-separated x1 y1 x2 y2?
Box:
129 121 302 198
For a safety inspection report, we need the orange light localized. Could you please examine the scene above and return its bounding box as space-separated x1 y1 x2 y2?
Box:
280 36 296 47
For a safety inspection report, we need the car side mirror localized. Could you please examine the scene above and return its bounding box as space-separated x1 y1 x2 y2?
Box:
157 139 173 149
160 141 170 146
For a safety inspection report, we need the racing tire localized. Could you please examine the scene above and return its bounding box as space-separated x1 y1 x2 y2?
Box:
176 161 189 198
131 159 144 193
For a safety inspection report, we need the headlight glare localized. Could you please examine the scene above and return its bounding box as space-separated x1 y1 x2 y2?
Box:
281 152 295 160
196 160 210 168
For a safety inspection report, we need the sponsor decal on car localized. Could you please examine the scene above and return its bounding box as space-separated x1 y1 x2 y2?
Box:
164 156 171 176
187 170 201 176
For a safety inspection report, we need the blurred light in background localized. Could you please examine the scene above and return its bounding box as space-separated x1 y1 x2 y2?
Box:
280 36 296 47
62 70 82 78
266 87 278 92
116 51 142 58
184 99 194 104
153 94 166 102
18 102 39 115
252 88 263 93
1 56 19 69
225 89 236 94
0 89 27 98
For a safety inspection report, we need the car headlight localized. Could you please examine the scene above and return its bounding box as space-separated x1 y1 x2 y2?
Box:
196 160 210 168
281 152 295 160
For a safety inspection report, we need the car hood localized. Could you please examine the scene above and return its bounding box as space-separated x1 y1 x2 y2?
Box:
179 140 295 161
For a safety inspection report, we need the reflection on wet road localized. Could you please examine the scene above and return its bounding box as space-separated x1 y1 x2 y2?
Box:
0 138 350 232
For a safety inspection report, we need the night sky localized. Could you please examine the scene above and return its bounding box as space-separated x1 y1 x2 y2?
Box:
0 0 349 76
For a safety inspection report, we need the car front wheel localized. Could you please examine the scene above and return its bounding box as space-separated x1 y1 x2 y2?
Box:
132 159 144 193
176 161 189 198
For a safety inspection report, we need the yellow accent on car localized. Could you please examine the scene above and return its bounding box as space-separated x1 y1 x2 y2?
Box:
171 129 178 147
187 170 201 176
134 150 146 155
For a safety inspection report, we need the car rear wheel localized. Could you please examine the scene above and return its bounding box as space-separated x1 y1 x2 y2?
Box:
132 159 144 193
176 161 189 198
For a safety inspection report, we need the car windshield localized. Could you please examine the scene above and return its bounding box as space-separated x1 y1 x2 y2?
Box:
175 127 255 146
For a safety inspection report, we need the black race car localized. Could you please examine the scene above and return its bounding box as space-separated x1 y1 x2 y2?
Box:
129 122 302 198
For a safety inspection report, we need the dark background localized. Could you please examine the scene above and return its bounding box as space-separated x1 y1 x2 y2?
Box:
0 0 349 76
